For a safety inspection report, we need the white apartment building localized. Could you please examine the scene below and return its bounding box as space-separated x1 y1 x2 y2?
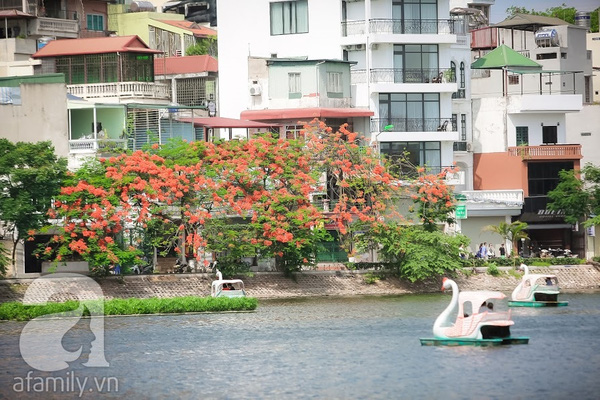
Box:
218 0 472 180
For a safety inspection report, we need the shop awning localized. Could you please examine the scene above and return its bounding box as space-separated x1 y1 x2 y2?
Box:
240 107 374 121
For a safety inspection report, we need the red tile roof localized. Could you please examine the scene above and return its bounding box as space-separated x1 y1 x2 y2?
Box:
32 35 162 58
154 55 218 75
241 108 374 121
159 20 217 37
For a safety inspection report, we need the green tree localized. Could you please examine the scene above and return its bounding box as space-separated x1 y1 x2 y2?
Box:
186 36 218 57
482 221 529 256
0 140 67 270
547 164 600 227
506 4 599 32
356 223 469 282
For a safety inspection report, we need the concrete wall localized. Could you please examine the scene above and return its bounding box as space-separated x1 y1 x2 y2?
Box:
2 266 599 303
218 0 343 120
566 103 600 168
0 82 69 157
472 152 523 191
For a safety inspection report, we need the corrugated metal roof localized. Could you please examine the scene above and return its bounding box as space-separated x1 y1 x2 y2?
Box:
32 35 162 58
493 13 570 29
159 20 217 37
154 55 218 75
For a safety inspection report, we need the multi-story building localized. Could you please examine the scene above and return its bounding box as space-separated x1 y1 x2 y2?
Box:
219 0 470 176
217 0 471 261
464 15 593 257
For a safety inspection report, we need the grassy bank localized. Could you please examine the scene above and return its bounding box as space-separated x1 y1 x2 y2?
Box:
0 296 258 321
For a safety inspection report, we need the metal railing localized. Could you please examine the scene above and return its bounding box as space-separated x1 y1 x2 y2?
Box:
342 18 461 36
370 118 454 133
369 19 454 35
369 68 456 84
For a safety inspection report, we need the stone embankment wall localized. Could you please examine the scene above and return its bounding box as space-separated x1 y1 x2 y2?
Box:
1 265 599 304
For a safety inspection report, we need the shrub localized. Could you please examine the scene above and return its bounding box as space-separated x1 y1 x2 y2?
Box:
486 264 501 276
0 296 258 321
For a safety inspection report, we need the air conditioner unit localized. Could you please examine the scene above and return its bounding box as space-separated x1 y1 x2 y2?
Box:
249 84 262 96
467 143 472 151
371 44 379 50
175 50 183 57
354 43 364 50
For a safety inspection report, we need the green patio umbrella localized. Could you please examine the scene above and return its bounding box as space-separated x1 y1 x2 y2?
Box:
471 44 541 95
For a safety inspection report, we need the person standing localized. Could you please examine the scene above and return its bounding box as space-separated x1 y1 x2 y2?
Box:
499 244 506 258
482 242 488 260
488 244 495 258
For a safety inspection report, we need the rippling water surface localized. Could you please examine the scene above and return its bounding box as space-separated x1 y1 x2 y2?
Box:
1 293 599 399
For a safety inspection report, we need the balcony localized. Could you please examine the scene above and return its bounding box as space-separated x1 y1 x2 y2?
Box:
28 17 79 39
67 82 170 100
341 19 459 36
69 139 127 154
370 118 455 133
369 68 456 84
459 190 524 215
508 94 582 113
508 144 582 161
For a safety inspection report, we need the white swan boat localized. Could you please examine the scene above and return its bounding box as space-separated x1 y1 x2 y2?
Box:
420 278 529 346
211 269 247 298
509 264 568 307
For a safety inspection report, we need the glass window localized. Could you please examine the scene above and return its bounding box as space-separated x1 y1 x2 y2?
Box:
288 73 301 97
270 1 309 35
86 14 104 31
393 0 439 34
460 62 465 89
327 72 342 93
516 126 529 145
394 44 438 83
460 114 467 141
378 93 439 132
380 141 441 176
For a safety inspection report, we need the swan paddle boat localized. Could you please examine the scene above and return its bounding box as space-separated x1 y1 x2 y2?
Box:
211 269 246 298
509 264 568 307
420 278 529 346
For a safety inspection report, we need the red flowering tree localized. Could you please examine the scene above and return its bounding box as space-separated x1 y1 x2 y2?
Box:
37 120 465 281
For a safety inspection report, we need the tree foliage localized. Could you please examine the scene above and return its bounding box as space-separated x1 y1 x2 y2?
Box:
36 121 461 281
506 4 599 32
547 164 600 227
355 223 469 282
185 36 218 57
482 221 529 255
0 140 67 266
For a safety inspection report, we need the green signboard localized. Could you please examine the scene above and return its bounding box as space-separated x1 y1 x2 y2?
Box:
456 205 467 219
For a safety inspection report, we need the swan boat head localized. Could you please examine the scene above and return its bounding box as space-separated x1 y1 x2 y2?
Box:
434 278 512 339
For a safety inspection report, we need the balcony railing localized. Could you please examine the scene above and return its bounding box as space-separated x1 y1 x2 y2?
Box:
67 82 170 100
460 190 524 207
342 19 460 36
69 139 127 154
371 118 454 133
369 68 456 84
369 19 455 35
341 20 367 36
508 144 582 160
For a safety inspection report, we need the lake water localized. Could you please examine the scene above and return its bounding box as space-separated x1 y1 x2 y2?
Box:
1 293 599 399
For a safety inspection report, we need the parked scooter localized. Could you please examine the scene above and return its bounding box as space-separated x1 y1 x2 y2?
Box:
174 258 191 273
